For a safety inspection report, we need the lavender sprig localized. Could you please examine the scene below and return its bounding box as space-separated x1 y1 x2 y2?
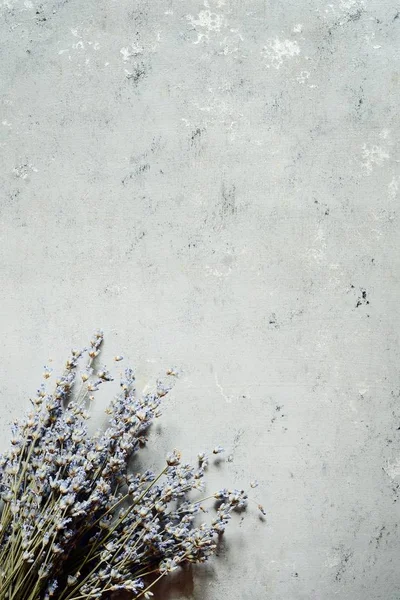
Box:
0 331 257 600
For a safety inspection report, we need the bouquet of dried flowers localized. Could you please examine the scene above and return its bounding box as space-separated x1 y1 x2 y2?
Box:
0 330 262 600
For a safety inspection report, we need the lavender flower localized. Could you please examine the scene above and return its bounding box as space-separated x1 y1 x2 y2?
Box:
0 332 257 600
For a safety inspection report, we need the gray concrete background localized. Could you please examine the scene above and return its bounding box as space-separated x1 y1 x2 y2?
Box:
0 0 400 598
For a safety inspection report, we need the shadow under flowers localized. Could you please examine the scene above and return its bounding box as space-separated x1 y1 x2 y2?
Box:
112 542 224 600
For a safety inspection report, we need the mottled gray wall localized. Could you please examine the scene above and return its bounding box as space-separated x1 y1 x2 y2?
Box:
1 0 400 598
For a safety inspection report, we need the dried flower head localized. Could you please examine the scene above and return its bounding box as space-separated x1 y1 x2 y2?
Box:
0 332 258 600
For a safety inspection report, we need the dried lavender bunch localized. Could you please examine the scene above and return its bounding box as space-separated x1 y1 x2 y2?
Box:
0 331 257 600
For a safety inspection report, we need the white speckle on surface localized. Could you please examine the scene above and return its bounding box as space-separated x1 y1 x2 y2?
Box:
379 129 390 140
12 163 38 179
383 458 400 480
304 227 327 264
364 29 384 50
187 10 227 31
214 372 232 403
325 0 365 17
120 41 151 61
204 264 232 277
58 28 101 60
297 70 310 84
361 143 390 173
340 0 364 8
388 177 398 199
104 284 127 296
120 48 132 61
325 550 342 568
0 0 17 7
204 0 227 7
186 10 227 44
293 23 303 33
261 38 300 69
219 29 244 56
191 86 243 132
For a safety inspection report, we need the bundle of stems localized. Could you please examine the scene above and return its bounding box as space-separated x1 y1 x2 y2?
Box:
0 331 255 600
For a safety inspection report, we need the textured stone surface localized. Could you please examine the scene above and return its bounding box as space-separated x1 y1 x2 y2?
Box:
0 1 400 598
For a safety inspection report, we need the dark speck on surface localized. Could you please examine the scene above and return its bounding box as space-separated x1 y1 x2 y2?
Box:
347 8 364 22
355 288 369 308
268 313 279 328
191 128 202 142
126 63 147 84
